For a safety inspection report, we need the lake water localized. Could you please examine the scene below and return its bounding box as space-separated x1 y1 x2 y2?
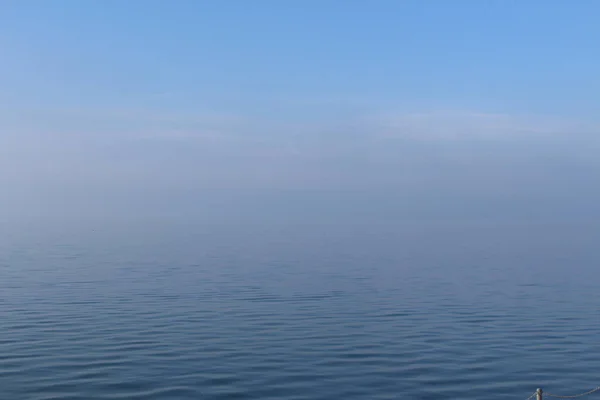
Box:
2 220 600 400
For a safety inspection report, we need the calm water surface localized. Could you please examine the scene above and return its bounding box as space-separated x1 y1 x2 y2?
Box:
2 221 600 399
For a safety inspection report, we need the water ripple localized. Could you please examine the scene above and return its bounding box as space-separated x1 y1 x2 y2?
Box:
2 224 600 399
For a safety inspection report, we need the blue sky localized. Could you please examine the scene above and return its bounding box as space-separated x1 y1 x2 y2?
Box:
1 1 600 224
2 0 599 116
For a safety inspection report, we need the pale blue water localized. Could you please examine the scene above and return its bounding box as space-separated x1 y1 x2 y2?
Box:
2 221 600 400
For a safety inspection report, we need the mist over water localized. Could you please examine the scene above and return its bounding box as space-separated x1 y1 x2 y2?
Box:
2 111 600 400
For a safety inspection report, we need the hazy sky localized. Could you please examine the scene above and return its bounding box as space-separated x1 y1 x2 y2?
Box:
1 1 600 226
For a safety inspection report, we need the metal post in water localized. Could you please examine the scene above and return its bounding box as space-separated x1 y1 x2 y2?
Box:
536 388 543 400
